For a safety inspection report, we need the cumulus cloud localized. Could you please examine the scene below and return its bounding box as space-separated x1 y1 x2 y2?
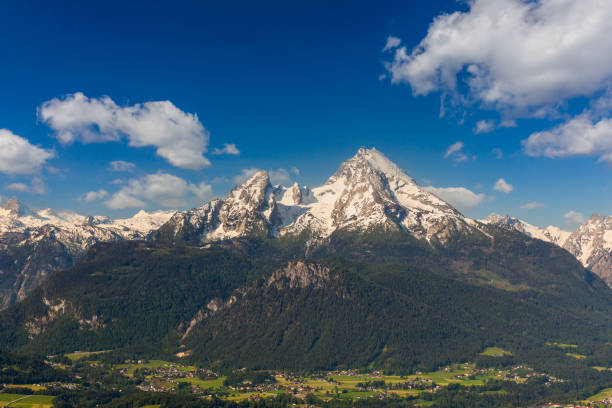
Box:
104 172 212 209
6 177 47 194
385 0 612 117
424 185 487 212
39 92 211 170
443 141 468 162
474 120 496 134
521 201 545 210
0 129 55 175
105 191 146 209
493 178 513 193
383 36 401 52
564 210 586 226
108 160 136 172
523 114 612 164
82 189 108 202
212 143 240 155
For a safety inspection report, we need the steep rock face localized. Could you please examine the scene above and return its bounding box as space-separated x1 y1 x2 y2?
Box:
178 261 334 341
563 214 612 286
156 171 293 244
0 198 175 309
158 148 483 247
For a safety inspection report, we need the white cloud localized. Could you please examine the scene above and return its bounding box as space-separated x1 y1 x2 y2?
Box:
474 120 496 134
82 189 108 202
39 92 211 170
492 148 503 159
383 36 401 52
493 178 513 193
232 168 261 185
104 191 146 209
108 160 136 172
443 141 468 162
424 185 487 212
0 129 54 175
104 172 212 209
6 177 46 194
523 114 612 164
521 201 545 210
232 167 296 186
385 0 612 117
270 169 293 185
564 210 585 226
212 143 240 155
5 183 30 193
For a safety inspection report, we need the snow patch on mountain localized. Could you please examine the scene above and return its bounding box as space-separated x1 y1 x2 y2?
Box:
160 147 484 247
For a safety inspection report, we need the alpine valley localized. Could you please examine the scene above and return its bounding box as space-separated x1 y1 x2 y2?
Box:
3 148 612 407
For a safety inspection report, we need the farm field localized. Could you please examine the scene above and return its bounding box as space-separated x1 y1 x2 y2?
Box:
0 393 54 407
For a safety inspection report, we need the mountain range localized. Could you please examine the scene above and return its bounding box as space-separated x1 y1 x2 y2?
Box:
2 148 612 373
0 199 174 308
1 147 611 315
481 213 612 286
1 147 611 312
155 147 479 248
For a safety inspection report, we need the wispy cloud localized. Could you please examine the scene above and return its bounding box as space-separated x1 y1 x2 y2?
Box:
382 35 401 52
6 177 47 194
564 210 585 226
520 201 545 210
474 120 496 134
212 143 240 155
82 189 108 202
444 141 468 162
108 160 136 172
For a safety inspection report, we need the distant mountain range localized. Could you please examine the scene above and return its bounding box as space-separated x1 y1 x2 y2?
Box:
0 198 174 308
2 148 612 373
481 213 612 286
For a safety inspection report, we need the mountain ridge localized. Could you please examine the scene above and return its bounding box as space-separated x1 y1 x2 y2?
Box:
481 213 612 287
0 198 174 309
156 147 485 249
2 147 612 373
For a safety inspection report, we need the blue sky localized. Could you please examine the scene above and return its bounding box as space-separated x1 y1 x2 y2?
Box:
1 0 611 229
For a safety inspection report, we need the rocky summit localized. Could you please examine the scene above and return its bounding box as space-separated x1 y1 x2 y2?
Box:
157 147 481 248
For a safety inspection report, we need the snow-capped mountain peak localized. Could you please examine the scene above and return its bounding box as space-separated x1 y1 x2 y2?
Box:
563 214 612 285
161 147 481 246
